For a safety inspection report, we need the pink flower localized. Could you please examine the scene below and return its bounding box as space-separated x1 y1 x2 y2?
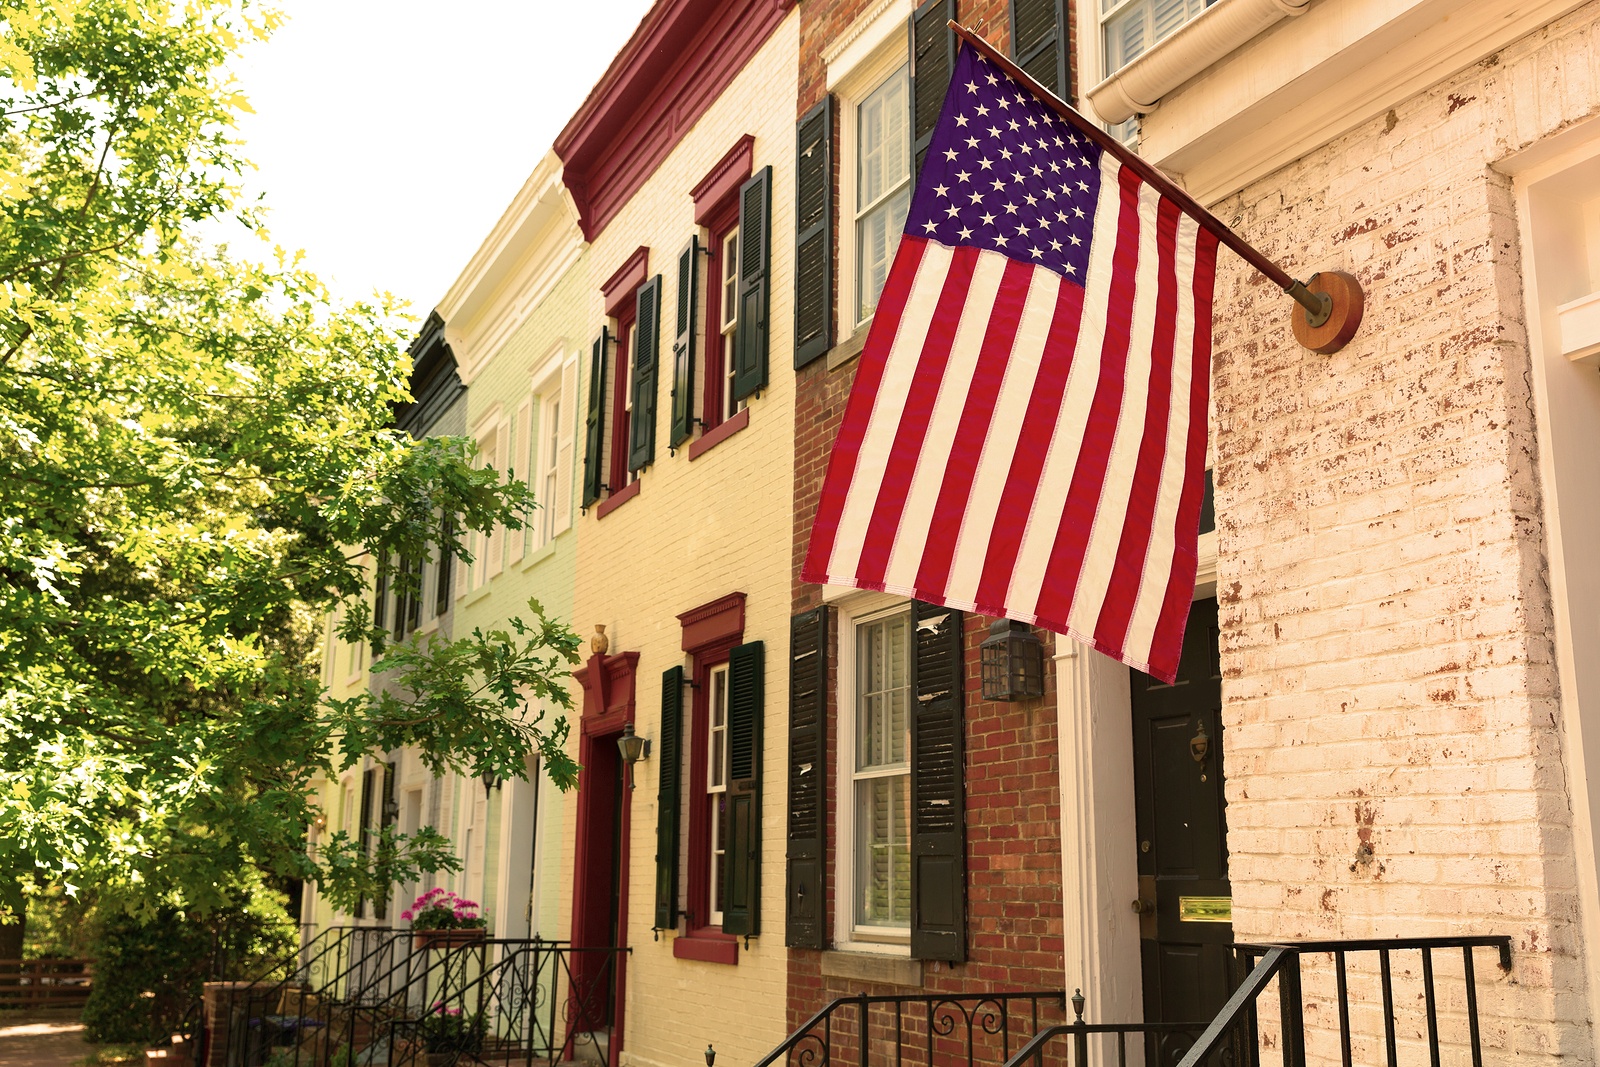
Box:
401 910 413 921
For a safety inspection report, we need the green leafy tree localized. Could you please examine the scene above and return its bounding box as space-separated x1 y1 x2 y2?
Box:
0 0 581 924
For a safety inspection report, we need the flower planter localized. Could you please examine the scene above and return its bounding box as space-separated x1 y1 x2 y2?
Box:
412 927 486 951
425 1053 458 1067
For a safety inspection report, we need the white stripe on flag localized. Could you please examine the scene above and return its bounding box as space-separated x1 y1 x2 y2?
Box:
1123 213 1201 666
941 266 1062 612
881 251 1009 595
1004 156 1126 621
825 241 955 580
1068 177 1164 638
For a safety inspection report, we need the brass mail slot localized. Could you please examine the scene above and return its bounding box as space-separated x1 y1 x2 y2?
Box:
1178 896 1232 923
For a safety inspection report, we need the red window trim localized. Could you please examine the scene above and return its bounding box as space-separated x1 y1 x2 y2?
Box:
687 406 748 461
601 247 649 319
691 135 754 226
701 200 740 431
675 592 745 958
608 303 638 495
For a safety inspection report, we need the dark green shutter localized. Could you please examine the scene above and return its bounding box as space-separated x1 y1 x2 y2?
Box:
670 238 700 448
909 600 966 961
582 327 609 507
722 640 764 936
655 666 685 932
630 276 661 472
1009 0 1069 98
785 608 829 949
732 167 771 402
435 514 455 618
371 560 389 656
909 0 958 181
794 98 833 370
356 767 375 917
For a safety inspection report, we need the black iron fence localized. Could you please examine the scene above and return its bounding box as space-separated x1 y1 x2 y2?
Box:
207 934 627 1067
753 991 1072 1067
998 936 1512 1067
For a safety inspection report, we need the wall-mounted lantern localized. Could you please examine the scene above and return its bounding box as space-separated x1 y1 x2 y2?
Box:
618 722 651 768
980 619 1045 701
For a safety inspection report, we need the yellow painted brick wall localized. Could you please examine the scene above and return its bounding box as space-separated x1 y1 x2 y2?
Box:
565 12 800 1067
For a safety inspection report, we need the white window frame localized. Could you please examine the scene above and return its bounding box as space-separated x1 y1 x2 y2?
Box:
833 589 915 954
527 352 564 552
850 66 912 328
707 662 731 926
828 0 914 345
719 227 745 423
468 408 508 591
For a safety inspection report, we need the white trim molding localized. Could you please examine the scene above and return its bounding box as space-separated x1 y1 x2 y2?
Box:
1088 0 1309 126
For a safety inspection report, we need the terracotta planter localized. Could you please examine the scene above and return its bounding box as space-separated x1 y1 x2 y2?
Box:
425 1053 457 1067
412 927 486 951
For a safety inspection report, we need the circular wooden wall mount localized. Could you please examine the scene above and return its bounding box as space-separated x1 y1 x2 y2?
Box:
1291 270 1365 354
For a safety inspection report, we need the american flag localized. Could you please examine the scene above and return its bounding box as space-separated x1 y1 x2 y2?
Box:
801 41 1218 684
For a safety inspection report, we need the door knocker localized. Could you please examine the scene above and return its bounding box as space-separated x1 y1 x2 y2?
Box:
1190 722 1210 764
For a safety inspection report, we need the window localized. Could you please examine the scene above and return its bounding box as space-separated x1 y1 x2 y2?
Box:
615 318 637 490
541 391 561 545
855 67 911 325
1102 0 1208 74
706 663 731 925
703 215 746 428
850 605 913 937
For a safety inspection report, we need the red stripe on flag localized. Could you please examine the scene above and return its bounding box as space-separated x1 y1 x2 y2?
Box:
1031 165 1145 629
853 246 981 588
1092 196 1182 656
801 237 930 584
1145 226 1219 681
910 256 1037 600
970 277 1087 616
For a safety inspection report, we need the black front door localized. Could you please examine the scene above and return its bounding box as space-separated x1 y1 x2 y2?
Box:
1131 597 1230 1043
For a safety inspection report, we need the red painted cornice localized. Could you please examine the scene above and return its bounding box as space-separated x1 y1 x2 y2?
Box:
553 0 795 242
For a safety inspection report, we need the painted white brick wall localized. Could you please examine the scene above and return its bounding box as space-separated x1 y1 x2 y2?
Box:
1207 2 1600 1062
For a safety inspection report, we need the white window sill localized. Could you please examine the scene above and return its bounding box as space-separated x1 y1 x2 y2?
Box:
1087 0 1311 126
822 947 922 987
520 539 559 572
1559 289 1600 366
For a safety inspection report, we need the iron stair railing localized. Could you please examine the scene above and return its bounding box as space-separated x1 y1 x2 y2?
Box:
999 935 1513 1067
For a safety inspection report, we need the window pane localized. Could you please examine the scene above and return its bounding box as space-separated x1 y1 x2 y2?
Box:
857 69 908 211
856 612 911 772
856 774 911 928
857 188 910 323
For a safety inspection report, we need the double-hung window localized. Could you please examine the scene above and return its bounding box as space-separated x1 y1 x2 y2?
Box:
613 315 637 491
854 67 911 326
706 662 731 926
850 605 913 939
541 392 561 545
717 228 744 424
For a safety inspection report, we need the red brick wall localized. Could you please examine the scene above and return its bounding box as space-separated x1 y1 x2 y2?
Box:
788 0 1068 1029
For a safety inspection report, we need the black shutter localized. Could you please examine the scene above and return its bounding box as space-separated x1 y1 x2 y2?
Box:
435 514 455 618
582 327 609 507
909 600 966 961
370 560 389 656
732 167 771 402
356 767 375 918
793 98 833 370
670 237 700 448
630 276 662 472
909 0 958 181
722 640 765 936
374 761 397 920
785 608 829 949
1009 0 1069 99
655 666 685 932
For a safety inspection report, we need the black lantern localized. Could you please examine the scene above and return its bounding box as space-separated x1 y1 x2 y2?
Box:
705 1046 716 1067
617 722 651 766
980 619 1045 701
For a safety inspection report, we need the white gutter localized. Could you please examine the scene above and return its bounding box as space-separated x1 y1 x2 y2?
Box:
1086 0 1312 126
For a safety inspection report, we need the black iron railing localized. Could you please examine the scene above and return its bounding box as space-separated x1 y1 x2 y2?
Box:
208 935 628 1067
999 936 1513 1067
754 991 1071 1067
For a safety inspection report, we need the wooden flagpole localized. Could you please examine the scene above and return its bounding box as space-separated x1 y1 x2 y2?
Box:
948 21 1364 354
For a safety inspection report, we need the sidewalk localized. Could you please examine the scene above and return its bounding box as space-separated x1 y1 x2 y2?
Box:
0 1015 98 1067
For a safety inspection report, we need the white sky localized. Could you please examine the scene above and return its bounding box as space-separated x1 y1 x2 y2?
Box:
227 0 655 318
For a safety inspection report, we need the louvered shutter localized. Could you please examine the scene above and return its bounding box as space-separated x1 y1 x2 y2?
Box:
1009 0 1068 98
671 237 700 447
630 276 661 472
435 515 454 618
655 666 686 931
582 328 609 507
371 562 389 656
785 608 829 949
374 761 397 920
732 167 771 402
722 640 765 936
356 766 375 917
486 421 507 578
554 360 577 532
793 98 833 370
909 600 967 961
909 0 958 180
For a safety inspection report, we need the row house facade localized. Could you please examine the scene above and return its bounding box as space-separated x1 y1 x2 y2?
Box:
301 0 1600 1063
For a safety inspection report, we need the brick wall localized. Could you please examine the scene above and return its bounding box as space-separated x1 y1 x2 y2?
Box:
788 0 1068 1033
1207 2 1600 1061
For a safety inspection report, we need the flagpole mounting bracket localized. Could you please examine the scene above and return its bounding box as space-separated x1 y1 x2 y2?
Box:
1288 270 1364 354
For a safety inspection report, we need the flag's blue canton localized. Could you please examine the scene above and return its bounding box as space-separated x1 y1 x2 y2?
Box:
904 45 1103 285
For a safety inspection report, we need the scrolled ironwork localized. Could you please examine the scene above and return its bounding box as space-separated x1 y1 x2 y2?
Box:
786 1029 830 1067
